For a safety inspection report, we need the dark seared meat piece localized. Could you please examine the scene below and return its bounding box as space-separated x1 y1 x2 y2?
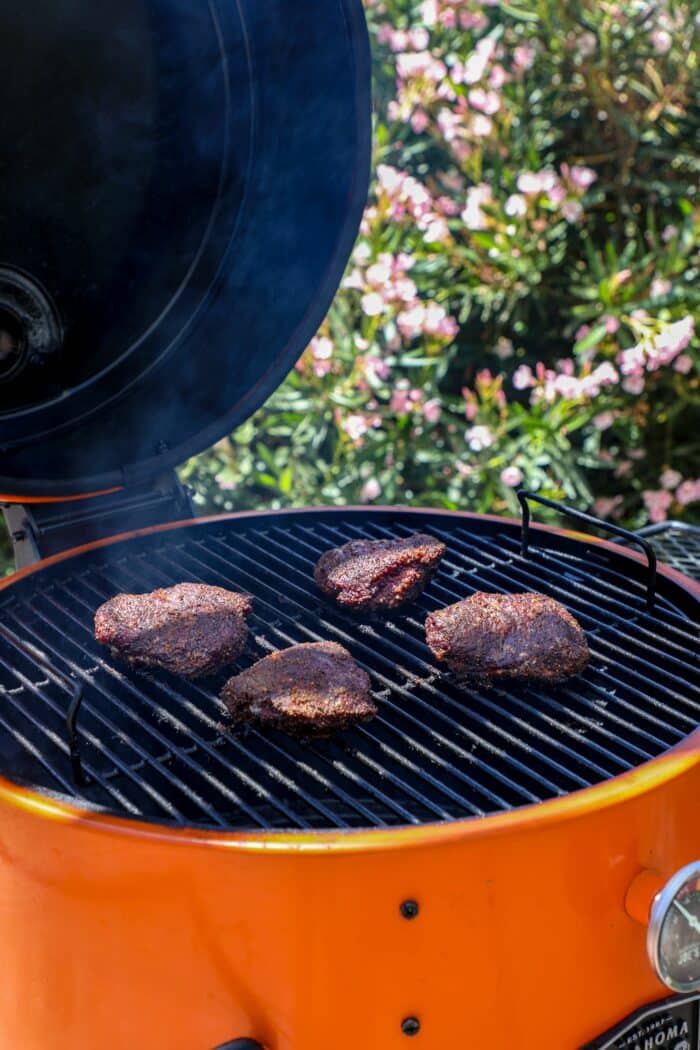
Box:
221 641 377 734
315 533 446 610
94 583 252 678
425 592 589 682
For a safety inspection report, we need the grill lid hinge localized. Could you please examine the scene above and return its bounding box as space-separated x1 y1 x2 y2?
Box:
2 471 195 570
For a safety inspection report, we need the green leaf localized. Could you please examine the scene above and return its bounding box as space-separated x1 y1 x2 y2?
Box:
574 323 608 354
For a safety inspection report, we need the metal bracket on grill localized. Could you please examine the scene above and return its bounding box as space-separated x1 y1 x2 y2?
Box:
0 622 85 785
517 491 658 609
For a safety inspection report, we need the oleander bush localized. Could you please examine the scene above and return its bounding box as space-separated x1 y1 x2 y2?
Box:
3 1 700 576
182 0 700 530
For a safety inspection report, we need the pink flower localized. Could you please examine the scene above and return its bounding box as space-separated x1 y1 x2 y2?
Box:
593 411 615 431
361 292 385 317
458 10 488 30
435 194 461 217
411 109 430 133
471 113 494 137
389 29 408 52
361 478 382 502
548 184 566 206
660 469 682 490
591 361 619 387
517 170 556 195
395 252 416 272
662 225 678 243
397 303 426 340
658 315 694 356
423 398 442 423
676 480 700 506
364 355 391 381
623 374 645 394
422 216 450 242
513 364 535 390
604 315 620 334
420 0 438 25
465 425 494 452
618 345 645 376
513 43 536 72
312 359 331 378
462 38 497 84
501 466 523 487
468 88 501 115
650 28 672 53
593 496 623 519
396 278 419 303
650 277 671 298
675 354 693 374
504 193 527 218
343 268 364 290
423 303 448 335
561 199 583 223
365 259 391 286
576 324 592 342
643 489 673 524
489 65 508 89
408 27 430 50
396 52 446 83
437 313 459 339
461 184 493 229
342 414 369 441
569 166 597 191
310 336 333 361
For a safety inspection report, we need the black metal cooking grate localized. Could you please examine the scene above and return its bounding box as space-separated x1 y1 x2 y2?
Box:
0 510 697 831
636 522 700 583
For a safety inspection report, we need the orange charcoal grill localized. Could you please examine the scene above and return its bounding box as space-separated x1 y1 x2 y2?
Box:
0 4 698 1050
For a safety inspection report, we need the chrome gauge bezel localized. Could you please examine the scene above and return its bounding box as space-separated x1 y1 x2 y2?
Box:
648 860 700 993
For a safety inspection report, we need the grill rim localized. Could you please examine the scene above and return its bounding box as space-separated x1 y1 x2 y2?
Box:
0 505 698 852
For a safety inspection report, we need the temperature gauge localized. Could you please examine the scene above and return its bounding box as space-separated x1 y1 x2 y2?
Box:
648 861 700 993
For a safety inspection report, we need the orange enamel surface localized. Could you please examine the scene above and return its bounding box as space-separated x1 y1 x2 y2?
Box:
0 487 122 504
0 752 698 1049
0 508 697 1048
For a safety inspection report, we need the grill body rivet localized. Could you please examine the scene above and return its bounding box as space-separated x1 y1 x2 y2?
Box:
400 899 420 920
402 1017 421 1037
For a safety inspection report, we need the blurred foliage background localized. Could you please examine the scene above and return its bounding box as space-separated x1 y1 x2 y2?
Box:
182 0 700 529
2 0 700 575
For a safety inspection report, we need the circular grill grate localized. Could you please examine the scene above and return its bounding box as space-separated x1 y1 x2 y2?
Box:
0 510 697 831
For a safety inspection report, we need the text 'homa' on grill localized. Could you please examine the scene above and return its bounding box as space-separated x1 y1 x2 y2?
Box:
221 641 377 735
425 592 590 684
94 583 253 678
314 532 446 610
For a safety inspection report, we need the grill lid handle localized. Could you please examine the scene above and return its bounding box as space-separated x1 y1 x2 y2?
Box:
517 490 658 609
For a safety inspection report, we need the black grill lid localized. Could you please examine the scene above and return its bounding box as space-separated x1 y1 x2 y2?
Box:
0 0 371 497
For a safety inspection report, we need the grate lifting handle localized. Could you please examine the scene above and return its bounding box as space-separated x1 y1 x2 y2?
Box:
0 622 86 786
517 491 657 610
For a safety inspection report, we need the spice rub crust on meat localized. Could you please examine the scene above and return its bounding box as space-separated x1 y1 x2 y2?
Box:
94 583 252 678
315 533 446 610
221 641 377 734
425 591 589 682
